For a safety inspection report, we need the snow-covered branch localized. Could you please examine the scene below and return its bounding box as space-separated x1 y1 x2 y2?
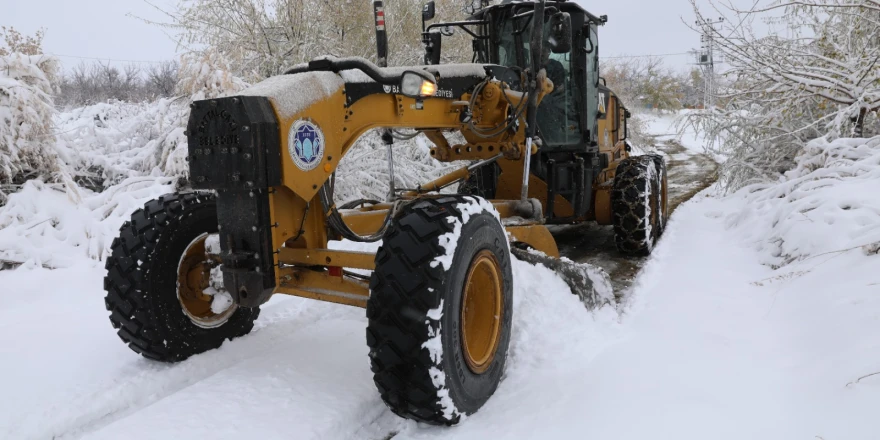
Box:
685 0 879 191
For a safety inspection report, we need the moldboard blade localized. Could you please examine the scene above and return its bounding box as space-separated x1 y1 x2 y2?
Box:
511 247 614 310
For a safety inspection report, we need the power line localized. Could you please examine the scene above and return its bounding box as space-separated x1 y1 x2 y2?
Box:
47 53 170 64
48 50 694 64
600 52 691 60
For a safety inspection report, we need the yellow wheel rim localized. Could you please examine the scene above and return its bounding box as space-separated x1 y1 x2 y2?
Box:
460 250 504 374
177 233 236 328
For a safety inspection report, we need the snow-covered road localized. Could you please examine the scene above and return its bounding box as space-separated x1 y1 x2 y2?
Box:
554 113 718 294
3 182 876 439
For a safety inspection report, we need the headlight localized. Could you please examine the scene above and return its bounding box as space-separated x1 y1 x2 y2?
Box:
400 71 437 99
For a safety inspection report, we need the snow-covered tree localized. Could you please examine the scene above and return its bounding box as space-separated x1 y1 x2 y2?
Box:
679 68 705 109
177 50 248 100
685 0 880 191
601 57 685 112
141 0 471 82
0 26 46 57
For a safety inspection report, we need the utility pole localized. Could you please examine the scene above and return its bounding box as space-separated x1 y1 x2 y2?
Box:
693 17 724 109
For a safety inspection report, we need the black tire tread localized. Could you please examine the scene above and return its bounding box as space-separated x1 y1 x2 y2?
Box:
612 155 662 255
367 196 477 425
104 192 259 362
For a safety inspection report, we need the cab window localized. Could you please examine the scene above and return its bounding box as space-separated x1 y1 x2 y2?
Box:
497 17 581 146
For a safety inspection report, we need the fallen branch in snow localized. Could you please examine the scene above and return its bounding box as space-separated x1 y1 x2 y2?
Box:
845 371 880 387
0 258 55 270
783 240 880 265
750 270 811 287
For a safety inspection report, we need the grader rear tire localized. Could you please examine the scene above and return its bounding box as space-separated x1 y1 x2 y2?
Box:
367 195 513 425
647 154 669 235
103 193 259 362
612 155 667 256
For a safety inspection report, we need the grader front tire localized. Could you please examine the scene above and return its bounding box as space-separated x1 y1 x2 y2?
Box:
103 193 259 362
367 196 513 425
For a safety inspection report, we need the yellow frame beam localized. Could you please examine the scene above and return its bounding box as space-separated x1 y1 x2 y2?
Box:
276 267 370 308
278 248 376 270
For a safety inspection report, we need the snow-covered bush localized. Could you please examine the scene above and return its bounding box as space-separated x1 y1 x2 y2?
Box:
0 52 251 264
335 131 463 203
53 98 192 187
0 54 61 188
725 135 880 269
49 52 250 192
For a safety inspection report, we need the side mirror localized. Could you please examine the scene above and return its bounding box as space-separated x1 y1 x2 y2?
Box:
548 12 572 54
423 31 442 65
400 70 437 99
422 1 436 21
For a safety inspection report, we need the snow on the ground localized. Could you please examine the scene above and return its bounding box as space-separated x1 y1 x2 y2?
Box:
0 244 622 439
3 171 877 438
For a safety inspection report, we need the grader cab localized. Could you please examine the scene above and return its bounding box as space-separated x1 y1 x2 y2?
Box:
103 0 667 425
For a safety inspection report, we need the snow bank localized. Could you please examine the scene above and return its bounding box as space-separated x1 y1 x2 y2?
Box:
0 176 174 268
725 136 880 268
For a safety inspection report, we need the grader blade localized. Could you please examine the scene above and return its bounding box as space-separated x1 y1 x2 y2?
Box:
510 247 614 310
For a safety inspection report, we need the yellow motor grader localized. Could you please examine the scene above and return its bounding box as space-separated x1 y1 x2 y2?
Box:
103 0 667 425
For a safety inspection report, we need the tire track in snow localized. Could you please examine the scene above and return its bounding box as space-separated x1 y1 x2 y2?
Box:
78 310 399 440
551 138 718 296
48 298 356 439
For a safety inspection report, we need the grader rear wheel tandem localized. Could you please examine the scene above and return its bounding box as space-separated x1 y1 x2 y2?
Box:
612 155 669 256
101 0 668 426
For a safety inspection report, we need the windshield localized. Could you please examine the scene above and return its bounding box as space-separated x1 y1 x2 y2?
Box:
498 16 581 146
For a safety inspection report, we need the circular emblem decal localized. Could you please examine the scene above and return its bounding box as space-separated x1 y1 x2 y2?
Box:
288 120 325 171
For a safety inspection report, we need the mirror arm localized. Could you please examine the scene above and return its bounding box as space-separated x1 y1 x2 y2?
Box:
513 6 558 20
426 20 488 39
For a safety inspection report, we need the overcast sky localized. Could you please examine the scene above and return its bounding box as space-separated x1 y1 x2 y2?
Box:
6 0 764 72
